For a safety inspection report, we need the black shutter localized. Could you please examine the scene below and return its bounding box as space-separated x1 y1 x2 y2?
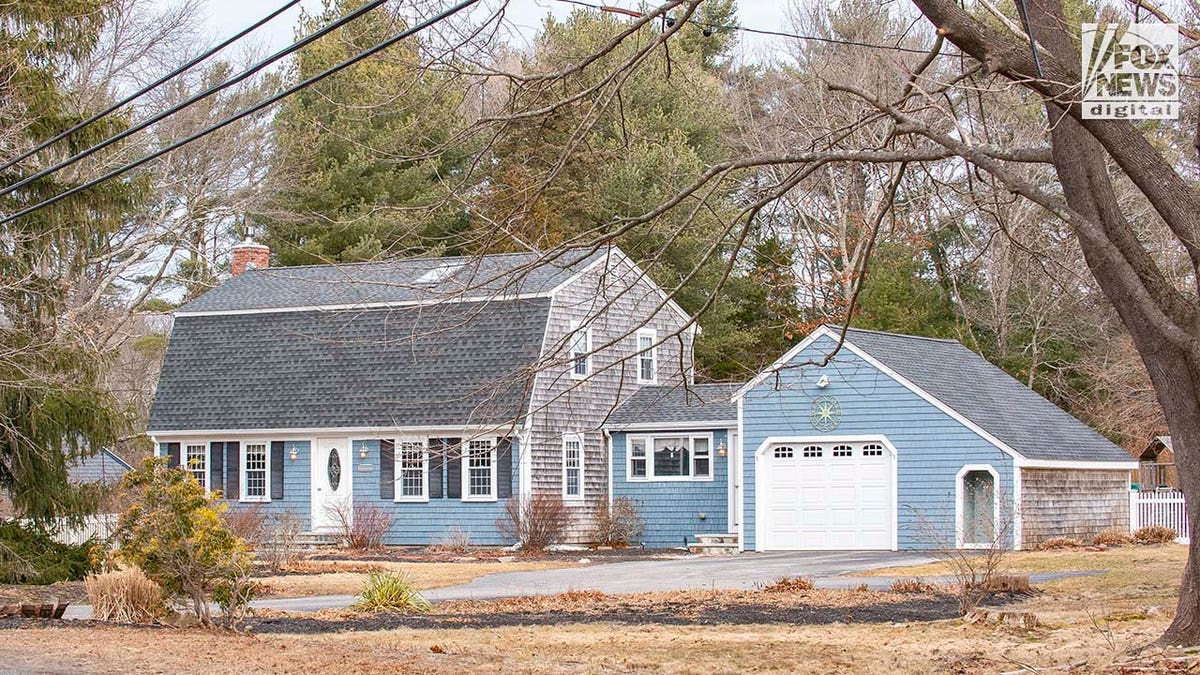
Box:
209 442 225 495
380 439 395 500
446 438 462 499
428 438 445 499
225 441 240 500
497 437 513 499
271 441 285 500
165 442 180 469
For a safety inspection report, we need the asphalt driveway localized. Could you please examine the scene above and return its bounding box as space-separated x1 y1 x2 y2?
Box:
257 550 937 613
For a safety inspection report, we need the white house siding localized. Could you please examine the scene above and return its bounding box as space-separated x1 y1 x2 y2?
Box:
527 254 693 539
1019 468 1130 546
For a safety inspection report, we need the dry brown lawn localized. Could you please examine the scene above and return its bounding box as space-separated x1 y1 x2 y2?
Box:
257 559 575 597
0 544 1189 674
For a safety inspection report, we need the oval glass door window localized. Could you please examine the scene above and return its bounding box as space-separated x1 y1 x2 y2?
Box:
327 449 342 491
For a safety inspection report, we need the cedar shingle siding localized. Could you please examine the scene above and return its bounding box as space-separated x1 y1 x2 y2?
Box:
1020 468 1130 545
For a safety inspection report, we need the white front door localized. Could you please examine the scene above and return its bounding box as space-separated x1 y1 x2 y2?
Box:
760 440 894 550
311 438 352 532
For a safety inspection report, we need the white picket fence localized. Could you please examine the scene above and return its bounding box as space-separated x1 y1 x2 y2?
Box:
48 514 119 546
1130 490 1190 543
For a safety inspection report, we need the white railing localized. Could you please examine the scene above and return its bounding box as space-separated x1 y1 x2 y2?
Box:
1130 489 1190 543
50 514 119 546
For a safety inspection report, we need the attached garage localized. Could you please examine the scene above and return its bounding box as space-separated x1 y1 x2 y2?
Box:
758 439 895 550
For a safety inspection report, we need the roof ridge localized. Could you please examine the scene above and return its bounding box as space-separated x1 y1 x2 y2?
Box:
842 325 960 344
245 245 606 273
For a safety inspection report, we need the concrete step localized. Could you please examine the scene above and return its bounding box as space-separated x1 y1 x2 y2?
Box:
694 533 738 545
687 541 739 555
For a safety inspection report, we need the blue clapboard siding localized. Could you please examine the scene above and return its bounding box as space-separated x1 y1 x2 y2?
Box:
740 334 1014 551
611 429 730 548
159 440 312 525
351 438 519 546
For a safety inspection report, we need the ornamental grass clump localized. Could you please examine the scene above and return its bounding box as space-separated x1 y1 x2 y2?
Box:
85 566 166 623
354 571 432 613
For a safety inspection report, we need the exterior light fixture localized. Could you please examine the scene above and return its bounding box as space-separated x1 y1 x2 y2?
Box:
288 447 298 462
817 374 830 389
358 443 369 460
717 442 728 457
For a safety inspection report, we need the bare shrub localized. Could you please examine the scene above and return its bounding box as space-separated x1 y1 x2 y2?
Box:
589 497 645 547
222 505 268 549
761 576 815 593
914 488 1017 615
259 512 305 572
330 503 393 551
979 574 1032 594
890 577 937 594
431 526 472 554
1036 537 1082 550
1134 526 1177 544
1091 528 1134 547
85 567 166 623
496 494 569 552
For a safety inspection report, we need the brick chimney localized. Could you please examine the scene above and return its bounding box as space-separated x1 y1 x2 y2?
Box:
231 237 270 276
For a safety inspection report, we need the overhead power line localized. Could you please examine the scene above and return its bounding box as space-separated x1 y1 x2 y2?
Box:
0 0 389 200
1 0 482 226
0 0 305 176
552 0 936 55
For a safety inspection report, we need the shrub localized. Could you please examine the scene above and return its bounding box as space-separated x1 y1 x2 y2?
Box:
1134 525 1177 544
222 505 268 549
259 512 305 573
890 577 937 593
0 521 95 584
496 494 569 552
431 526 472 554
85 567 165 623
977 574 1032 594
762 576 815 593
113 458 254 627
1037 537 1081 550
1091 528 1134 547
354 571 432 613
589 497 645 547
331 503 392 551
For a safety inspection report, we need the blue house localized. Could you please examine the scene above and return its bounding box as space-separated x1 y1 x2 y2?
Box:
606 325 1136 551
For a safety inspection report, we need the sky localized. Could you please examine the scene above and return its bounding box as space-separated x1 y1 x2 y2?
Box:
189 0 795 62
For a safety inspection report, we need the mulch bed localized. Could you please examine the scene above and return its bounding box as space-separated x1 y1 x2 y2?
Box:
307 546 683 565
247 589 968 634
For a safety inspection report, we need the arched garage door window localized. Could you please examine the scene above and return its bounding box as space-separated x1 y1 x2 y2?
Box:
958 466 998 548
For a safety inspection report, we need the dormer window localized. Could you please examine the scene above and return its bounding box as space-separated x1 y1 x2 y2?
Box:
415 263 464 285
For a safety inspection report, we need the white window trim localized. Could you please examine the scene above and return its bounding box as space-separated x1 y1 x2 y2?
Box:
562 433 586 500
182 441 209 494
569 322 592 380
636 328 658 384
394 437 430 503
956 464 1001 550
240 441 271 503
461 439 498 502
626 433 715 482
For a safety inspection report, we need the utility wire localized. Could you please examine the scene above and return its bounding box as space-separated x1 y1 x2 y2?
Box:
0 0 388 200
1 0 482 226
0 0 305 176
552 0 937 55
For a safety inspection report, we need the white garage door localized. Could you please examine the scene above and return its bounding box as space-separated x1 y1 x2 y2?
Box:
760 440 893 550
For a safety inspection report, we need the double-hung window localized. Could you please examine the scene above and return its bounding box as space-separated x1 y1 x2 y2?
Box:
629 434 714 481
185 444 207 491
464 439 496 501
563 434 584 499
636 329 657 384
243 443 269 502
570 322 591 379
396 439 428 501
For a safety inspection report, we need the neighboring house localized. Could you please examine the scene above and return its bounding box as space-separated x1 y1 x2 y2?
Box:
606 325 1137 551
67 449 133 486
1137 436 1177 490
148 243 694 544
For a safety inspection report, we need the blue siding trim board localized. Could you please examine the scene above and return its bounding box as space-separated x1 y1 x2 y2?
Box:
159 436 520 545
611 429 730 548
739 334 1015 552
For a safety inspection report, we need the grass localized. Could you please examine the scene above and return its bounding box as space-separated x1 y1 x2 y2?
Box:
256 559 573 598
0 544 1189 673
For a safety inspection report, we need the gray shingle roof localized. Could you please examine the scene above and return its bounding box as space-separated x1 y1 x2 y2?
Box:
148 298 551 432
178 247 609 314
841 327 1132 463
607 383 740 428
67 449 132 485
